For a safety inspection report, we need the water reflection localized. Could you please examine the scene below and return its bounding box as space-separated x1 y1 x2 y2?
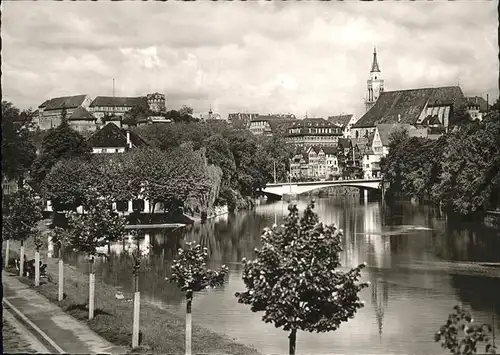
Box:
63 197 500 355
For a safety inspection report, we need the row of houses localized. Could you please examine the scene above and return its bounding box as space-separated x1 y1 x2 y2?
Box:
236 49 491 149
289 123 433 181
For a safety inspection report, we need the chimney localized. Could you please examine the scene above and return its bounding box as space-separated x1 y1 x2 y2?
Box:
126 131 132 149
487 94 489 112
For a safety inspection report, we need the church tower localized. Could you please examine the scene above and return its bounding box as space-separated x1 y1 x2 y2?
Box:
365 47 384 112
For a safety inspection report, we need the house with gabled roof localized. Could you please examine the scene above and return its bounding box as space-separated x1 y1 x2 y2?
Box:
465 96 490 121
66 106 98 133
37 94 93 130
87 122 149 154
328 114 357 138
352 86 465 139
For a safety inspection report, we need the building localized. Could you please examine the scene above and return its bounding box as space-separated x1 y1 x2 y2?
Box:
328 114 356 138
89 96 149 120
465 96 490 121
228 113 259 129
66 106 99 133
87 122 149 154
146 92 166 113
289 145 340 180
282 118 343 147
352 86 465 139
37 94 93 130
365 48 384 113
323 146 340 178
248 114 296 136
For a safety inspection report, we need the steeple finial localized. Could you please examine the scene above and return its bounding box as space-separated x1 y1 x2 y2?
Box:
371 47 381 73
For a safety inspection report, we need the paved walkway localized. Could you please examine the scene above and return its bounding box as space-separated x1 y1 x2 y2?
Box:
2 271 128 355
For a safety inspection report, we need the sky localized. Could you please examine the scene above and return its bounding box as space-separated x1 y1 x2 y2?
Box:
2 1 498 119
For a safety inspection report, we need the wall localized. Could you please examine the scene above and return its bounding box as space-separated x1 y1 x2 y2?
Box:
92 147 126 154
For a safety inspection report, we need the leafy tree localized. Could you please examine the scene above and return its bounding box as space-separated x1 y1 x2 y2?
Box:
179 105 194 116
31 120 91 190
491 97 500 113
131 146 212 215
167 241 228 355
3 185 44 277
41 158 89 211
235 202 369 355
1 101 37 188
164 109 198 124
123 104 151 127
66 195 127 319
434 305 497 354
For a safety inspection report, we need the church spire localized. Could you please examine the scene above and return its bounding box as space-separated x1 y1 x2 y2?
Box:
371 47 381 73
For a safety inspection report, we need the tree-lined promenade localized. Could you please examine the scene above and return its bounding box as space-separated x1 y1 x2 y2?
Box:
2 98 498 355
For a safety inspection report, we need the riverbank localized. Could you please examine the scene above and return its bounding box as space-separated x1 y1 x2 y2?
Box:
2 239 261 355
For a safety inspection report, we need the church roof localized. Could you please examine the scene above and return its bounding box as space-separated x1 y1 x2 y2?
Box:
354 86 465 128
376 124 413 146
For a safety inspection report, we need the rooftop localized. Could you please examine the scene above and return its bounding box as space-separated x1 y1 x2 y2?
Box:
39 95 88 110
353 86 465 128
327 114 354 128
87 122 149 148
90 96 148 108
67 106 97 121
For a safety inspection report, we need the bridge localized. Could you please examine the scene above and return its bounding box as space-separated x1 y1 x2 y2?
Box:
262 178 383 198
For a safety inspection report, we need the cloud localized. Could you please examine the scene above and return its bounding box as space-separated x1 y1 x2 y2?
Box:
1 1 498 119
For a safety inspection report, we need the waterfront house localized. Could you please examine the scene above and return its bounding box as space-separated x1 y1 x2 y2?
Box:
37 94 93 130
87 122 149 154
323 146 340 179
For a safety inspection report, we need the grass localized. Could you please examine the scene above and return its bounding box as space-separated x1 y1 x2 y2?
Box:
3 239 261 355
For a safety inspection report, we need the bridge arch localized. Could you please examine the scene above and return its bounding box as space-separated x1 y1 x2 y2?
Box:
262 178 383 198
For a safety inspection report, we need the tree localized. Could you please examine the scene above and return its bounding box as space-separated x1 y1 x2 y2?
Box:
50 226 70 301
434 305 497 354
123 104 150 127
124 230 151 348
179 105 194 116
235 202 369 355
167 241 228 355
1 101 37 189
31 120 91 190
41 157 90 212
66 196 127 319
3 185 44 277
133 146 212 215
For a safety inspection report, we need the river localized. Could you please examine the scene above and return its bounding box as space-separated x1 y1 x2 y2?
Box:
64 196 500 355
